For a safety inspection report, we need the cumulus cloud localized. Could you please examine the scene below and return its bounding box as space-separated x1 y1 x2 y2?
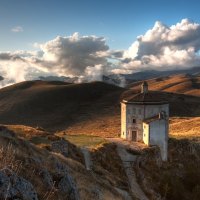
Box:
11 26 24 32
0 33 117 87
37 32 110 76
121 19 200 73
1 19 200 87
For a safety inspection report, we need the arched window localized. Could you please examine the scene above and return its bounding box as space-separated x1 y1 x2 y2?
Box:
132 118 136 123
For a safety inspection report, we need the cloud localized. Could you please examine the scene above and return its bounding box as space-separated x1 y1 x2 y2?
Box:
37 32 110 76
1 19 200 87
0 33 117 87
121 19 200 73
11 26 24 32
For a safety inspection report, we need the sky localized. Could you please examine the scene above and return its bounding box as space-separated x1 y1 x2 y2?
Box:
0 0 200 86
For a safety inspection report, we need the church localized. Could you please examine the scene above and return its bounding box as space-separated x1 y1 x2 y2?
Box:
121 81 169 161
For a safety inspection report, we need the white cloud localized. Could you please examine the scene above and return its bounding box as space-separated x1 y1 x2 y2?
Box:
11 26 24 32
121 18 200 73
1 19 200 87
0 33 115 87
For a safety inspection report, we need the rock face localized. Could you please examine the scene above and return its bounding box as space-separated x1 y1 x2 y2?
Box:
54 161 80 200
51 140 69 157
58 174 80 200
0 168 38 200
39 168 54 189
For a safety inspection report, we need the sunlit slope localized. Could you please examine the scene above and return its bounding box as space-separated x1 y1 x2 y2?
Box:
0 78 199 137
169 117 200 140
128 74 200 96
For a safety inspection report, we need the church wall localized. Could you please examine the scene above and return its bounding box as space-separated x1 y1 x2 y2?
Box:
149 119 168 161
121 103 127 139
121 102 169 147
124 104 144 141
143 123 149 145
144 104 169 119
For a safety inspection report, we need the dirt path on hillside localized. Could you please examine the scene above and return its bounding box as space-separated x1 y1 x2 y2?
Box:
107 138 149 200
81 148 93 170
117 146 149 200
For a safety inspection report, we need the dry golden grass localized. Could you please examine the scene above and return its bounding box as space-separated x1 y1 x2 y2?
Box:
169 117 200 140
0 81 124 132
129 74 200 97
0 78 199 141
6 124 47 138
0 126 127 200
62 114 121 138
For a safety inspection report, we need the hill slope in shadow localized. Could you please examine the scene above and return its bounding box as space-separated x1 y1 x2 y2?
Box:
0 81 124 133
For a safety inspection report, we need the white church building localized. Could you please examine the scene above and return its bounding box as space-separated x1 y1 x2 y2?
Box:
121 81 169 161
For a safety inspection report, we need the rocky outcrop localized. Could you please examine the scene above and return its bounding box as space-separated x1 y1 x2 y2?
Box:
53 160 80 200
51 139 69 157
0 168 38 200
39 168 54 189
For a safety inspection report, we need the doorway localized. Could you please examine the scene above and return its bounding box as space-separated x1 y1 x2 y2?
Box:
132 131 137 141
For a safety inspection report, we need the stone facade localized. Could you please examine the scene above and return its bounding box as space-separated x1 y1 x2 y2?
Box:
121 82 169 161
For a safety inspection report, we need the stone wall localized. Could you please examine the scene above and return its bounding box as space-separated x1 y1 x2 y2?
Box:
121 102 169 146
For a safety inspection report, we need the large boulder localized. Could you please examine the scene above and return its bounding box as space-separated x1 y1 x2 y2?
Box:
53 160 80 200
51 140 69 157
0 168 38 200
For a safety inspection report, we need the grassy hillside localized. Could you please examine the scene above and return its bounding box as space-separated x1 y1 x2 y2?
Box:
0 77 199 200
169 117 200 141
0 78 199 137
128 74 200 96
0 80 124 133
0 125 129 200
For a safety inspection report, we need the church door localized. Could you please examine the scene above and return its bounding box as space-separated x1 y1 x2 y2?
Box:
132 131 137 141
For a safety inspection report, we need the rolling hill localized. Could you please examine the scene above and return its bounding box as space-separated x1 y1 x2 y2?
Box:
128 74 200 96
0 75 199 200
0 75 199 137
0 80 124 133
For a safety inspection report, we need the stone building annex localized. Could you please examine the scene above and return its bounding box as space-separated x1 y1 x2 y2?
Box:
121 82 169 161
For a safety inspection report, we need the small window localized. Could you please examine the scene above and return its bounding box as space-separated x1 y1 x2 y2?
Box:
132 118 136 123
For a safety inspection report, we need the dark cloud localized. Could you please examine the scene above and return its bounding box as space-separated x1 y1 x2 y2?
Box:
111 51 123 58
0 53 25 61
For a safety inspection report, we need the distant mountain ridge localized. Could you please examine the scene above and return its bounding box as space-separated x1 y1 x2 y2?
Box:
37 66 200 87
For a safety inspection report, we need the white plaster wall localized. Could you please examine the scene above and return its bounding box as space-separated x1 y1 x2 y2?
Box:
125 104 144 141
121 103 127 139
149 119 168 161
121 103 169 145
144 104 169 119
143 123 149 145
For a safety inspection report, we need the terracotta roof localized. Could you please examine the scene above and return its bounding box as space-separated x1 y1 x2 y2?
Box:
122 91 169 105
